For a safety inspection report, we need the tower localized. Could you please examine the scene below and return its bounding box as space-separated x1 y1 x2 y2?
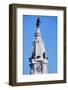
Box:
29 17 48 74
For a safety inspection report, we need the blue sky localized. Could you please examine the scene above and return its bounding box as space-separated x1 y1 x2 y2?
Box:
23 15 57 75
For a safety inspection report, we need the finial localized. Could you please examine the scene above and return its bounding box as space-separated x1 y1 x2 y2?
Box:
36 17 40 28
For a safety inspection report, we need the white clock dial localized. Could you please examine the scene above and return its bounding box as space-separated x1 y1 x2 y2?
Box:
36 65 41 72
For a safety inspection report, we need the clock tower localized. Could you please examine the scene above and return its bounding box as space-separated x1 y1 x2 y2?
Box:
29 17 48 74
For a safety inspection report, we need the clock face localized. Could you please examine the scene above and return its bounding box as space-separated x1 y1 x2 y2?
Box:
36 65 41 72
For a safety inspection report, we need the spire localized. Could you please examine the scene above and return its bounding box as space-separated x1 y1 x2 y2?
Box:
35 17 41 37
29 17 48 74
